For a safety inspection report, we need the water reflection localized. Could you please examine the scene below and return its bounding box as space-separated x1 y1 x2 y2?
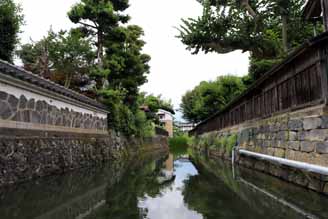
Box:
187 155 328 219
0 149 328 219
139 159 201 219
156 153 175 184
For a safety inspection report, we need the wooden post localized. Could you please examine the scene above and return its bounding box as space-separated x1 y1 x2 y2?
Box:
322 0 328 31
319 46 328 104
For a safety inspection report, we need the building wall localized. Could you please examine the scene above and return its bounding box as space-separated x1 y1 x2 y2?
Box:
0 76 108 135
0 81 107 118
157 109 174 137
176 123 195 132
157 109 173 121
164 120 173 137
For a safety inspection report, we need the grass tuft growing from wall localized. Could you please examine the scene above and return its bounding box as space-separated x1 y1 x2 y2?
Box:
194 133 238 155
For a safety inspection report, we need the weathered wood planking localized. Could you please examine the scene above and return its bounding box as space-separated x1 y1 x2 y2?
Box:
191 33 328 136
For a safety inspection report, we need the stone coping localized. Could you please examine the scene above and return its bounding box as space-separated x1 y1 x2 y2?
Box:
0 119 108 136
0 60 108 113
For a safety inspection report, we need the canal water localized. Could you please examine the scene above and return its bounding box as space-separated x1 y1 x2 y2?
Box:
0 148 328 219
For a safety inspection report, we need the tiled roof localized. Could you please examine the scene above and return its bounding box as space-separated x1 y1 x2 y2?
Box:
0 60 108 111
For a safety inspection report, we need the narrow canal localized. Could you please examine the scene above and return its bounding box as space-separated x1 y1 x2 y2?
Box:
1 147 328 219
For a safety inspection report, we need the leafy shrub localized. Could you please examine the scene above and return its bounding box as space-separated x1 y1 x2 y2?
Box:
195 133 237 155
169 135 190 155
169 135 190 148
226 134 237 155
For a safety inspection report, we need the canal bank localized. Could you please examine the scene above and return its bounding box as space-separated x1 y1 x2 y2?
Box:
188 32 328 194
0 149 169 219
189 152 328 219
1 145 328 219
0 130 169 187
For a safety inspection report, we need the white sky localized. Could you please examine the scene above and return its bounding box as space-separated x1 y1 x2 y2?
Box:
15 0 249 114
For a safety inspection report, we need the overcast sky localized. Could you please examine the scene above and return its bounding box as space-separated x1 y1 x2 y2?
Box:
15 0 249 117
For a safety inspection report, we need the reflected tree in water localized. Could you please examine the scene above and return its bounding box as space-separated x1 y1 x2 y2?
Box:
85 155 175 219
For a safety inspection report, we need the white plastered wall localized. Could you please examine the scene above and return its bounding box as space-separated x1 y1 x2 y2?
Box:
0 81 107 119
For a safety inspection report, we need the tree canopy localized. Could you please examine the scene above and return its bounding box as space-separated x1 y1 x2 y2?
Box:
178 0 317 81
103 25 151 106
181 75 245 123
0 0 23 62
68 0 151 107
68 0 130 67
15 0 153 137
17 29 95 90
67 0 152 136
138 93 174 124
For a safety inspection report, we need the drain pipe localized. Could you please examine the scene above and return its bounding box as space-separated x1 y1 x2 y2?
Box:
231 147 238 180
232 146 237 166
238 149 328 176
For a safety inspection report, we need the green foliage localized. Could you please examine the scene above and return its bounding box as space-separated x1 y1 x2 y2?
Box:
17 29 95 89
169 136 189 155
104 25 151 106
13 0 154 138
173 124 184 137
169 135 190 148
50 29 95 88
226 134 237 154
195 133 237 155
178 0 316 82
138 93 174 125
139 93 174 115
218 137 228 149
181 75 245 123
69 0 151 107
249 57 282 82
66 0 152 137
99 89 158 137
17 30 57 76
134 110 155 138
0 0 23 62
91 155 173 219
179 0 314 55
68 0 130 66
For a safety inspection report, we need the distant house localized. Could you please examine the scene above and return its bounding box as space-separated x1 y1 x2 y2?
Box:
175 122 196 133
157 109 174 137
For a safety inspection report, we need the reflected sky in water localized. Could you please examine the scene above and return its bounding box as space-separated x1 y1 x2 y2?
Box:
138 160 202 219
1 150 328 219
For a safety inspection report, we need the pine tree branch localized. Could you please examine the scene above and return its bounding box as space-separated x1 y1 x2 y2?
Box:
78 21 97 29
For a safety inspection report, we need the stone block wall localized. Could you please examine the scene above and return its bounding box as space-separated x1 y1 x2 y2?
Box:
0 90 107 131
237 105 328 167
0 133 169 187
193 104 328 194
0 136 114 186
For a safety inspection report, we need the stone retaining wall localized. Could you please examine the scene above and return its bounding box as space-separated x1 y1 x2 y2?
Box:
237 104 328 167
193 104 328 194
0 132 168 187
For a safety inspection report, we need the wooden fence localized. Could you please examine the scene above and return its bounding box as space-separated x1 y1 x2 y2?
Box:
191 32 328 135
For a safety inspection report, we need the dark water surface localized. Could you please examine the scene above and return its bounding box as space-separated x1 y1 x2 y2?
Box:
0 150 328 219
